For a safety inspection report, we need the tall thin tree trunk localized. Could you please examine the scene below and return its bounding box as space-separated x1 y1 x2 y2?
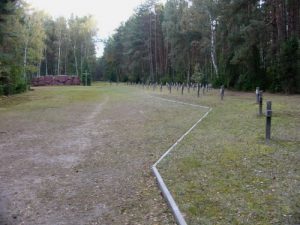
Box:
64 51 67 75
149 12 154 82
57 40 61 75
80 44 83 78
38 58 42 77
165 40 168 76
208 11 219 76
45 47 48 75
287 0 300 37
74 44 79 77
154 12 158 82
187 52 190 84
275 0 287 43
23 44 28 81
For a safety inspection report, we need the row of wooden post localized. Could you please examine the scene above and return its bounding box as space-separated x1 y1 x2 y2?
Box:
153 84 272 142
125 82 271 142
256 87 272 142
140 82 215 97
129 82 227 100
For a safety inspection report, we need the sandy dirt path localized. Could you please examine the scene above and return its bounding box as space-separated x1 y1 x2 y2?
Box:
0 86 204 225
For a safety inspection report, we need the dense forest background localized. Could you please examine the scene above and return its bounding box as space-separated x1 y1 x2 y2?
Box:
0 0 97 95
100 0 300 93
0 0 299 95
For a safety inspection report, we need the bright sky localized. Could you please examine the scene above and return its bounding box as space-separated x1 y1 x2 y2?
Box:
26 0 166 57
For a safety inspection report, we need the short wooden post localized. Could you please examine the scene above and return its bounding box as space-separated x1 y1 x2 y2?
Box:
197 83 200 97
169 84 172 94
160 83 163 92
259 91 263 116
181 84 184 95
220 85 225 100
188 83 190 93
266 101 272 141
256 87 260 103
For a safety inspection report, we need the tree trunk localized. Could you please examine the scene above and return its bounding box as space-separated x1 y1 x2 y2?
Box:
64 51 67 75
23 44 28 80
149 12 154 82
154 13 158 82
74 44 79 77
275 0 286 43
45 47 48 75
208 11 218 76
187 52 190 84
57 41 61 75
287 0 300 37
165 40 168 76
80 44 83 78
38 58 42 77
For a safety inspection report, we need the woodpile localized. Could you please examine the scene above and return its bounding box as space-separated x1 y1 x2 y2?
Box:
31 75 81 86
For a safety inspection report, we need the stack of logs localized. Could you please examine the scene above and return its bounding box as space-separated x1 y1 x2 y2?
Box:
31 75 80 86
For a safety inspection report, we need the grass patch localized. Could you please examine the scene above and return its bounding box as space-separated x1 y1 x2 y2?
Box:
0 84 298 224
154 89 300 224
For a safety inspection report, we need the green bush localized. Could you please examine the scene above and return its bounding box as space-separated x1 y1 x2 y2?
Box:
81 72 92 86
0 80 27 96
3 84 13 95
278 37 299 94
15 81 27 93
0 85 4 96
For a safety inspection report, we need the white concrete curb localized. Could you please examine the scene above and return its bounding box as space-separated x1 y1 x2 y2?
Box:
150 95 212 225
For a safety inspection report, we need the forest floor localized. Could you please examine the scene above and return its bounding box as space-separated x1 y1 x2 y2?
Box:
0 83 207 225
0 83 299 225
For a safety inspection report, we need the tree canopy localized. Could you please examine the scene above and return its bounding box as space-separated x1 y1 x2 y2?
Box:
0 0 98 95
1 0 299 94
99 0 300 93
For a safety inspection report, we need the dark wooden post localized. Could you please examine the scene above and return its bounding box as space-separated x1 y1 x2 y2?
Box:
188 83 190 93
169 84 172 94
181 84 184 95
259 91 263 116
266 101 272 141
197 83 200 97
160 83 162 92
256 87 260 103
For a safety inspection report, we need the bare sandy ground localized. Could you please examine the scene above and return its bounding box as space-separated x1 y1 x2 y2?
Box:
0 86 203 225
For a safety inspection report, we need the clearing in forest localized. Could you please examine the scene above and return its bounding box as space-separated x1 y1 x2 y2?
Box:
0 83 299 225
0 83 207 225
